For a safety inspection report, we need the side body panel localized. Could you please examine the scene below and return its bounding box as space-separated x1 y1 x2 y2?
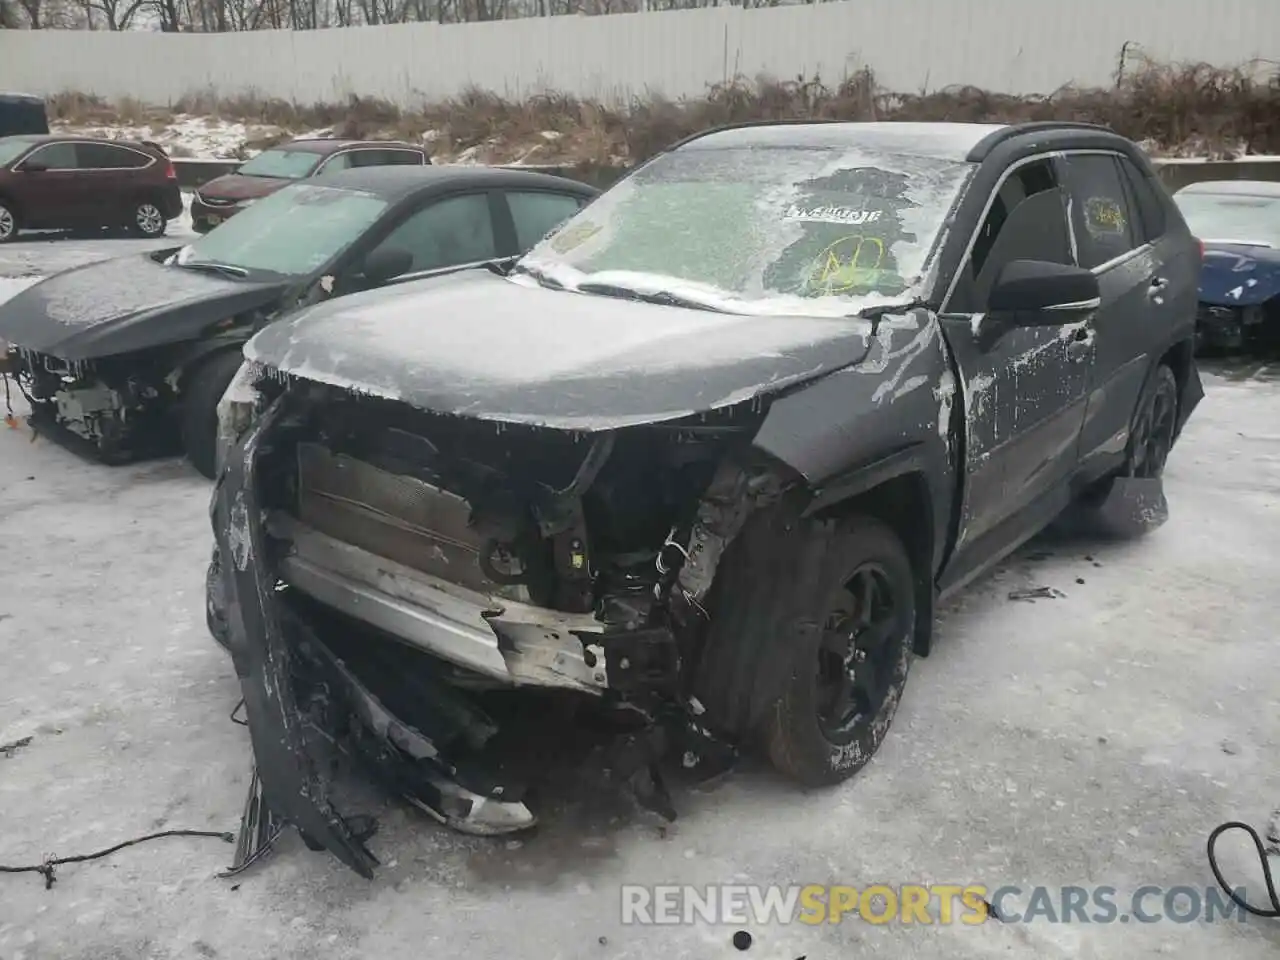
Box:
751 309 957 579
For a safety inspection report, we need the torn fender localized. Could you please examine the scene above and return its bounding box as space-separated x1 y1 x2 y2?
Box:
211 396 379 878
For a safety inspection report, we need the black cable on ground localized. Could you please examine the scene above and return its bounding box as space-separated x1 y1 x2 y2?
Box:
1207 820 1280 919
0 829 234 889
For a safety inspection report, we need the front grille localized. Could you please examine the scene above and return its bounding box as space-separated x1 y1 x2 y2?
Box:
294 441 501 595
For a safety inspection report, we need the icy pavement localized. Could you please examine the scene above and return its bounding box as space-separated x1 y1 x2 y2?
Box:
0 241 1278 958
0 194 195 283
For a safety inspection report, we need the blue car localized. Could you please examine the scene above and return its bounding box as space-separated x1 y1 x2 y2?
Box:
1172 179 1280 352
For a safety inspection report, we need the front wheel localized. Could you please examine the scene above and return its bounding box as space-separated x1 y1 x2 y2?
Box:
131 199 167 238
695 511 915 788
181 351 246 479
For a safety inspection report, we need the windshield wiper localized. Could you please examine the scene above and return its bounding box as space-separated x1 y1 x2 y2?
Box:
511 263 567 290
173 260 251 279
855 299 923 320
576 282 727 313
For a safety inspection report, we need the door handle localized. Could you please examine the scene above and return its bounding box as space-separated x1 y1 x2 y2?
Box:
1066 328 1095 361
1147 276 1169 300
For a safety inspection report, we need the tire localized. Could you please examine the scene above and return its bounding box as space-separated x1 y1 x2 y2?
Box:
0 199 18 243
1125 364 1179 480
181 351 245 479
131 197 167 238
694 509 915 788
1077 362 1179 512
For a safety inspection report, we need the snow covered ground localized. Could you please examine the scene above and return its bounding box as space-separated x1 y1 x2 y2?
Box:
0 234 1278 960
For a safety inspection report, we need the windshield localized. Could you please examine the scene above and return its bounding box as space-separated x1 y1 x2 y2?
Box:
0 136 37 166
517 144 973 315
237 147 324 179
1174 191 1280 247
177 183 387 277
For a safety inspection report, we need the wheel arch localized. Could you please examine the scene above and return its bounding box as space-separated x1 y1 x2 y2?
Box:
805 455 938 658
172 336 251 393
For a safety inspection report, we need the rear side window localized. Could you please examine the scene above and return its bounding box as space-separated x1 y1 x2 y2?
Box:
507 191 585 250
23 141 78 170
1061 154 1139 269
1116 157 1167 241
77 142 151 169
352 149 424 167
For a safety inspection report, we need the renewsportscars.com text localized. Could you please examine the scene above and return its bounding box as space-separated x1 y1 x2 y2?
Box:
620 884 1252 926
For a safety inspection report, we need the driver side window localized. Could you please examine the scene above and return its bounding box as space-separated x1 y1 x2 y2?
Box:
365 193 497 276
952 159 1074 313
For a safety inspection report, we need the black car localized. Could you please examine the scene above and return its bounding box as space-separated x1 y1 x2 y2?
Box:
0 93 48 137
207 121 1203 877
0 165 598 477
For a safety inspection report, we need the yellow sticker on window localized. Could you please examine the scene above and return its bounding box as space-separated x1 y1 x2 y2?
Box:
549 221 602 253
1084 197 1126 236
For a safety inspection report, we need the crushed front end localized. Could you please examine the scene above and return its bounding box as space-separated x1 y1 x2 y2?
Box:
210 364 786 876
3 346 182 462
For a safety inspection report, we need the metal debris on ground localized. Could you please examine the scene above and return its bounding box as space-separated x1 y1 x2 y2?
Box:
1008 586 1066 602
0 735 32 758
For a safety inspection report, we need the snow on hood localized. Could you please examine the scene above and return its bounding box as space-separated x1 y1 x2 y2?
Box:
245 268 879 430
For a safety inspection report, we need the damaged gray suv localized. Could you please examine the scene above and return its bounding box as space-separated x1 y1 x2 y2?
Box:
206 120 1203 877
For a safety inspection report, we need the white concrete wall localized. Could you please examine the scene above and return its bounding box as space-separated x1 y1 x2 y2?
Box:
1 0 1276 106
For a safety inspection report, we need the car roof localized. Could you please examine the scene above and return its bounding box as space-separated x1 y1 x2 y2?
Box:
672 120 1136 164
0 133 158 151
275 138 423 155
0 92 43 104
675 121 1010 161
310 164 600 201
1175 179 1280 199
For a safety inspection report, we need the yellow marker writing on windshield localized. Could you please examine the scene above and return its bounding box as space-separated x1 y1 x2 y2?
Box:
807 235 887 294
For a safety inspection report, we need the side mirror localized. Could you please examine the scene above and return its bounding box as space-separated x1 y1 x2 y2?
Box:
361 247 413 285
988 259 1100 323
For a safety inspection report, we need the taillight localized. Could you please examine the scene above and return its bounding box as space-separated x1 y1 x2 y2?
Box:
164 160 177 180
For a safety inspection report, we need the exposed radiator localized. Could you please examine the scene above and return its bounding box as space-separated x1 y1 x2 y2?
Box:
295 441 511 596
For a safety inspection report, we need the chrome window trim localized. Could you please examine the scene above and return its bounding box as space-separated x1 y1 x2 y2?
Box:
21 139 158 172
940 148 1153 313
314 147 426 175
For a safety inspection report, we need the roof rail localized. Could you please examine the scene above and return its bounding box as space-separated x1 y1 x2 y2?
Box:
663 118 849 154
965 121 1117 161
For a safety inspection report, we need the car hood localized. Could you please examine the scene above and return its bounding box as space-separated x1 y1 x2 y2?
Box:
197 173 289 202
245 269 879 430
1199 243 1280 307
0 252 289 360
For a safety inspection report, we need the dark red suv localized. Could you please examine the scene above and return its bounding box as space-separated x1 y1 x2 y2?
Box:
0 134 183 243
189 138 428 233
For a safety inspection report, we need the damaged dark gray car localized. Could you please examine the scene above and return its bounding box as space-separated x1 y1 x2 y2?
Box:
207 120 1204 877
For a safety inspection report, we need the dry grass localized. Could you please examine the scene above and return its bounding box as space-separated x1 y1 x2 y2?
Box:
48 53 1280 165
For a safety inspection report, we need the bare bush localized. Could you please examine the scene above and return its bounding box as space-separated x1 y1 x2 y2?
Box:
47 55 1280 164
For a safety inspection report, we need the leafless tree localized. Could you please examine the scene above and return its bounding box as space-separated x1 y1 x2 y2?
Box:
1 0 843 30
